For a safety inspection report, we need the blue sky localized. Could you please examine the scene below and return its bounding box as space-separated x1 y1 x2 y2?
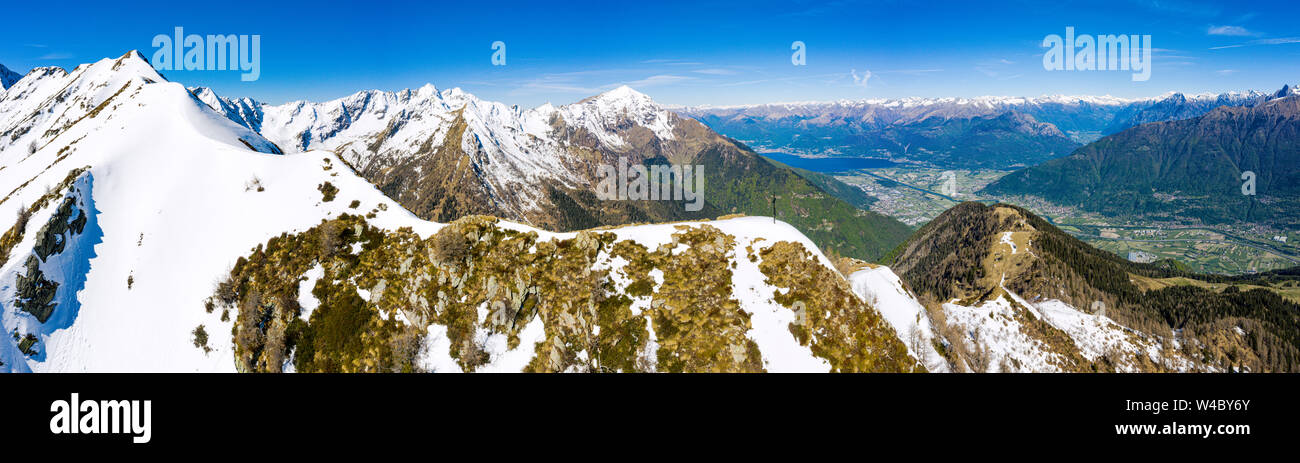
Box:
3 0 1298 107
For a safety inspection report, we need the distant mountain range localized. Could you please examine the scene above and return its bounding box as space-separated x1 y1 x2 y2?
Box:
983 92 1300 228
678 86 1300 169
190 84 912 260
1103 86 1297 134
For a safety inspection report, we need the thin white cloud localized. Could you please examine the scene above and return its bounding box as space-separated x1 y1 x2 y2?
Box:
974 57 1017 78
621 74 694 87
1216 69 1238 75
1208 25 1255 36
715 72 844 87
693 68 736 75
639 59 704 66
511 81 603 95
851 69 872 88
508 72 606 96
1257 37 1300 45
1209 37 1300 49
880 69 944 75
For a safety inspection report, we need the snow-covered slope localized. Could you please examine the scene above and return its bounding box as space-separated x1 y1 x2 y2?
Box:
848 262 1194 373
939 287 1188 373
849 266 950 372
843 257 1183 374
842 258 1175 373
0 52 918 373
879 202 1252 373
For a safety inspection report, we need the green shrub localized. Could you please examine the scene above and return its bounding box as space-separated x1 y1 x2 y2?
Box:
317 182 338 202
192 325 211 353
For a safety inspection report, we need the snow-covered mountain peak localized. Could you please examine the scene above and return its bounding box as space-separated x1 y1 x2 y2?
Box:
596 84 651 101
533 102 557 115
559 85 676 147
437 86 482 109
578 85 667 116
0 51 183 157
103 50 164 82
